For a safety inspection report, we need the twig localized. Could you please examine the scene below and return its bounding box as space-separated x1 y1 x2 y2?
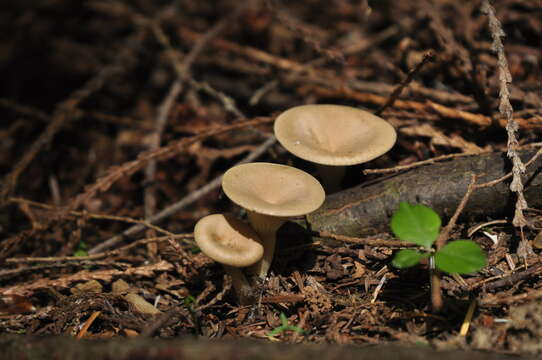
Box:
5 233 192 263
482 0 527 228
480 286 542 306
375 51 434 116
432 173 478 311
180 26 311 74
8 197 175 237
145 79 182 226
250 80 279 106
0 98 154 130
470 263 542 291
304 85 492 127
364 144 541 176
371 274 388 304
195 275 232 311
189 79 246 119
76 311 102 339
435 173 478 250
267 0 344 64
474 149 542 189
363 152 483 175
140 306 193 337
459 299 476 336
89 136 276 254
479 263 542 291
0 261 173 295
0 98 50 122
317 231 420 249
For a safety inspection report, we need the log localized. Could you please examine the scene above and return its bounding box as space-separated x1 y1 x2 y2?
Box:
306 150 542 236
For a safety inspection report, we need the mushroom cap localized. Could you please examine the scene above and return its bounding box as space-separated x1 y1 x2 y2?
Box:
194 214 263 267
222 162 325 217
274 104 397 166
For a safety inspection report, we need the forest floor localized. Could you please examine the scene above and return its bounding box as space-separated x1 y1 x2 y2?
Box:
1 0 542 358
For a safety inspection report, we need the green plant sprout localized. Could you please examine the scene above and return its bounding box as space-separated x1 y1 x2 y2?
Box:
73 241 88 257
182 295 196 308
391 202 487 274
266 313 306 338
182 294 200 329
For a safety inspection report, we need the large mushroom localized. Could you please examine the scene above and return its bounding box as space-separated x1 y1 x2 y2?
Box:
194 214 263 304
222 162 325 279
274 104 397 192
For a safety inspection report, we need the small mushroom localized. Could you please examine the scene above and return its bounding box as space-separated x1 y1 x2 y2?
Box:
194 214 264 304
274 104 397 191
222 162 325 279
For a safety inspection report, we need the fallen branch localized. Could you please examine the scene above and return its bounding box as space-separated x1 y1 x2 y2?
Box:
307 150 542 237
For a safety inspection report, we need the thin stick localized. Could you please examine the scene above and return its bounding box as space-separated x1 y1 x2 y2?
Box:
317 231 420 249
89 136 277 254
459 299 476 336
363 152 483 175
189 79 246 119
431 173 478 311
375 51 434 116
364 145 541 177
482 0 527 228
474 149 542 189
8 198 175 237
76 311 102 339
435 174 478 250
371 274 387 304
5 233 192 263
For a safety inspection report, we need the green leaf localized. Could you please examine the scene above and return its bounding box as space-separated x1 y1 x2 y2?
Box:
435 240 486 274
266 313 305 337
392 249 429 268
391 202 441 248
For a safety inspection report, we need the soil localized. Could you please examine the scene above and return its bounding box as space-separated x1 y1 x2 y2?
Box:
1 0 542 359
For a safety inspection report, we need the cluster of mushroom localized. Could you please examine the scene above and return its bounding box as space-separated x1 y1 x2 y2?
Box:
195 163 325 304
194 104 396 304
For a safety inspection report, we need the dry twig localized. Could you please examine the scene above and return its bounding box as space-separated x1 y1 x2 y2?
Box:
432 173 478 311
482 0 528 229
375 51 434 116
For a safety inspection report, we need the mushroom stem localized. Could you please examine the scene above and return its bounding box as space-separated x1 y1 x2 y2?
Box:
246 211 287 279
315 164 345 193
223 265 254 305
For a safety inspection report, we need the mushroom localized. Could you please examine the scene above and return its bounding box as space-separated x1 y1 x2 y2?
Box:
222 162 325 279
194 213 264 305
274 104 397 192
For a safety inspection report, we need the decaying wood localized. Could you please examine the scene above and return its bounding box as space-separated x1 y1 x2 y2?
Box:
307 150 542 237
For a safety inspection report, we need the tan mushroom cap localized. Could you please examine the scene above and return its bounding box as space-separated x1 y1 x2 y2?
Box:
274 104 397 166
194 214 263 267
222 162 325 217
